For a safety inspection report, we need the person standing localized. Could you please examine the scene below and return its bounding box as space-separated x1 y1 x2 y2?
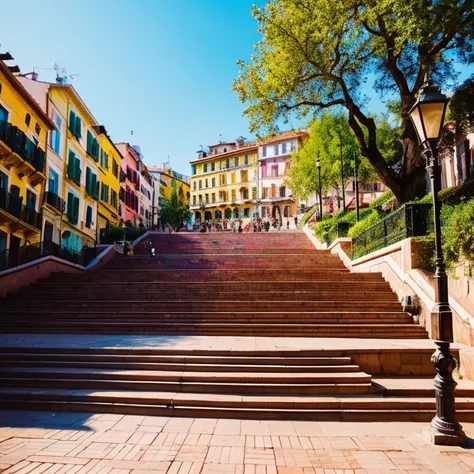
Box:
294 215 298 228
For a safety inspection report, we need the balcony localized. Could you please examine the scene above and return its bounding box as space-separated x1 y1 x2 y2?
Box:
0 187 42 231
43 191 65 213
0 120 46 185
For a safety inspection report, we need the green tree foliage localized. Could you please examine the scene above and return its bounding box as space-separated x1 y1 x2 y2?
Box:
450 74 474 133
160 185 191 230
233 0 474 203
285 113 398 201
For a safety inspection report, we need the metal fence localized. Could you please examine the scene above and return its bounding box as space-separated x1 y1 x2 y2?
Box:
351 204 432 260
0 241 99 271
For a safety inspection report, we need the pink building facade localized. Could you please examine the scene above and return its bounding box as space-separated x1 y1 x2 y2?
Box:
116 143 140 226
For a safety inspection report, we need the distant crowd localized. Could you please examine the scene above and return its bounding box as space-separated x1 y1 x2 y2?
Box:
193 216 298 233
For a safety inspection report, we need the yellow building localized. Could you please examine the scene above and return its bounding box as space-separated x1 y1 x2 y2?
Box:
189 142 258 223
92 125 121 241
19 77 109 252
0 58 54 267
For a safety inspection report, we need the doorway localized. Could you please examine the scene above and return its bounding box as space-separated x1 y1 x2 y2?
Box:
9 234 21 268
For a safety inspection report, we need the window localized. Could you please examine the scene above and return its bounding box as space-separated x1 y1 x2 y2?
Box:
0 170 8 190
101 183 109 202
66 191 80 225
244 208 250 218
198 194 202 203
50 109 62 156
86 131 100 162
234 157 239 167
193 181 196 190
290 140 296 151
252 187 257 199
240 170 248 182
211 162 215 172
26 189 37 210
226 159 230 168
231 172 236 184
261 162 267 178
193 195 196 205
211 177 216 187
244 155 248 165
212 193 216 203
100 149 109 169
220 174 227 185
85 205 93 228
262 146 267 158
273 145 279 155
282 142 287 154
85 167 99 199
111 189 118 208
203 163 208 173
48 167 59 195
231 189 236 201
68 110 82 139
35 123 41 136
205 178 208 188
112 159 119 178
205 194 209 203
140 206 144 216
25 113 31 126
67 150 81 185
279 186 286 197
199 180 202 190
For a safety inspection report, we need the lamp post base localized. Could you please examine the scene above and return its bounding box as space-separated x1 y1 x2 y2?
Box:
430 419 466 446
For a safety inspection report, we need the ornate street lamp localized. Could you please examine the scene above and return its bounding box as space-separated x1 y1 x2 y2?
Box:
409 74 465 446
315 157 323 220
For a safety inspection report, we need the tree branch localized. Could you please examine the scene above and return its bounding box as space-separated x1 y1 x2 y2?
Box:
281 99 345 112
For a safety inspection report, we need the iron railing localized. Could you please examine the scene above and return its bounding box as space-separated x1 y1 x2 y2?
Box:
351 204 432 260
0 120 45 173
43 191 65 212
0 241 99 271
0 187 42 229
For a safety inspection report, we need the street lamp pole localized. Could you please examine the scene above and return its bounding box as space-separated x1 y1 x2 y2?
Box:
316 157 323 220
409 74 465 446
354 152 360 222
338 133 346 211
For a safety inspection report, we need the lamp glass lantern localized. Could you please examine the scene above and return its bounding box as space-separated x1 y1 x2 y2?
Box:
409 80 449 144
316 157 321 168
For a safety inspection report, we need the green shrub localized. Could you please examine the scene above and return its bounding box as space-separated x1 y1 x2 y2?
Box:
442 197 474 269
412 234 436 273
411 180 474 206
347 211 381 237
369 190 394 209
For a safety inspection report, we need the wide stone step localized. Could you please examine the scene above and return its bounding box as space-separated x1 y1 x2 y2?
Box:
0 366 372 384
1 388 473 421
2 301 403 311
0 352 352 365
0 377 373 395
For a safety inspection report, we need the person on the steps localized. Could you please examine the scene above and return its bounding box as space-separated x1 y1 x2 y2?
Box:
294 215 298 228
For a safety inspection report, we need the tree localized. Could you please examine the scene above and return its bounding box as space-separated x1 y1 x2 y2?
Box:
450 74 474 133
285 113 380 203
233 0 474 203
159 186 191 230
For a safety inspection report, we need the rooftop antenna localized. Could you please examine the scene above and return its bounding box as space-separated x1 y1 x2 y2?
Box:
54 63 81 85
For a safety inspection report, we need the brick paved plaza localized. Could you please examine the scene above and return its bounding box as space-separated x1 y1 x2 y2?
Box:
1 410 474 473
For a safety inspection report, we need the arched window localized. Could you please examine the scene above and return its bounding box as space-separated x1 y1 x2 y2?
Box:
225 208 232 219
25 113 31 126
215 210 222 220
233 208 239 218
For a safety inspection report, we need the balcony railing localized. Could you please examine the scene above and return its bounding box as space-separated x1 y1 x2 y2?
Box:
0 120 45 173
0 241 99 271
43 191 65 213
0 187 41 229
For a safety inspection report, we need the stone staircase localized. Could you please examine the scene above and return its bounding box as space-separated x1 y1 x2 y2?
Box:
1 231 468 421
0 232 427 338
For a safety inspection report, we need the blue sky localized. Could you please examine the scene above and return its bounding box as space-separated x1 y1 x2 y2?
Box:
2 0 473 175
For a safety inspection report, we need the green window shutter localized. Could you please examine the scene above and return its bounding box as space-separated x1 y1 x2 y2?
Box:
87 130 92 154
73 196 80 221
75 117 82 138
86 168 91 194
69 111 75 132
94 175 99 199
67 151 75 178
74 157 81 183
67 192 73 219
